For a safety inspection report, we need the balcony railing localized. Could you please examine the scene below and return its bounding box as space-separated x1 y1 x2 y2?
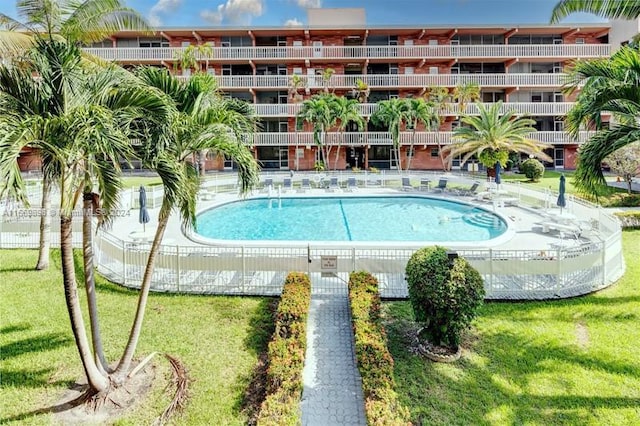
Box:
83 43 610 62
212 73 570 89
251 131 595 146
252 102 575 117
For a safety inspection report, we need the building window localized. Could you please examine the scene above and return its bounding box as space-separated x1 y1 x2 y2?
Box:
575 37 585 44
406 147 415 158
431 148 439 157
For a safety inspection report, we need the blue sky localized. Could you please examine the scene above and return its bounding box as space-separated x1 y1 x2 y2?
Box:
0 0 606 28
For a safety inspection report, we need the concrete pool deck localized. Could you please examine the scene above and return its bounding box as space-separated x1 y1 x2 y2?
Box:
110 186 593 252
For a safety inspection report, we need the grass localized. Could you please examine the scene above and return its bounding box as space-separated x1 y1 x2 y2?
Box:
384 230 640 425
0 249 273 425
121 175 163 188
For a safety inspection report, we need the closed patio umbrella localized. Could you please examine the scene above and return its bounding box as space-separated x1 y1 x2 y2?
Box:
557 174 567 214
494 161 502 188
139 186 150 232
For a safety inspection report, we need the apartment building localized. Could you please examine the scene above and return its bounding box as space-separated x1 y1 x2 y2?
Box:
16 8 615 173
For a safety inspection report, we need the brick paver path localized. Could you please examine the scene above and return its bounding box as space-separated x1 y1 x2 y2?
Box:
300 276 366 425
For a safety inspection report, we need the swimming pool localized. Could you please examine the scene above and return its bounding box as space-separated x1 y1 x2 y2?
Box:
195 196 508 243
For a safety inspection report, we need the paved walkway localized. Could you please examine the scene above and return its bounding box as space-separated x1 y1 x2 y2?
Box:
300 275 367 426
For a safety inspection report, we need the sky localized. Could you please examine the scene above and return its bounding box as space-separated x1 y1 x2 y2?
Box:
0 0 607 28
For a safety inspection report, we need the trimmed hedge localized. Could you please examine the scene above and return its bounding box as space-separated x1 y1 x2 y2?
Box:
348 271 411 426
614 211 640 229
256 272 311 426
521 158 545 181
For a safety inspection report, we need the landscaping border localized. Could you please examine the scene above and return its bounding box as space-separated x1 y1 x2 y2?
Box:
348 271 411 425
256 272 311 426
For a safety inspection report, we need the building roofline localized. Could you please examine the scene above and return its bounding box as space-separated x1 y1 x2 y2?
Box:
113 22 610 33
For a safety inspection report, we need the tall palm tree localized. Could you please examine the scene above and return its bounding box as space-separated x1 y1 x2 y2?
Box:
424 86 450 171
443 102 551 174
112 67 259 380
0 0 150 270
298 93 337 170
563 45 640 195
551 0 640 23
0 39 168 395
405 97 438 171
330 96 365 170
371 98 409 172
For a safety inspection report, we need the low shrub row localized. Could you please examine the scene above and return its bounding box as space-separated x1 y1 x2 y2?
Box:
256 272 311 426
348 271 411 426
614 211 640 229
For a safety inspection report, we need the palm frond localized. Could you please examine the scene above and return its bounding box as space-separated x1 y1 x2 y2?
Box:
550 0 640 23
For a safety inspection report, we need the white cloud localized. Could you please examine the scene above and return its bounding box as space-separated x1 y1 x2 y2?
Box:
149 0 182 26
284 18 303 27
293 0 321 8
200 0 264 25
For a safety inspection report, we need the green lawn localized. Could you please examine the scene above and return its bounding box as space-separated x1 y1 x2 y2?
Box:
0 250 273 425
121 175 163 189
385 230 640 425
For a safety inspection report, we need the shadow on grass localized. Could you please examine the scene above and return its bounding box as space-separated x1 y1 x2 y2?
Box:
0 367 75 389
385 302 640 425
1 333 72 360
234 297 278 425
0 383 89 424
0 323 31 334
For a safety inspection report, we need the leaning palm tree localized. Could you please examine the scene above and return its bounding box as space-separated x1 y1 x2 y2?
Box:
443 102 552 174
330 96 365 170
111 67 260 380
405 97 438 171
551 0 640 23
298 93 337 170
0 39 169 396
0 0 150 270
371 98 410 172
563 45 640 195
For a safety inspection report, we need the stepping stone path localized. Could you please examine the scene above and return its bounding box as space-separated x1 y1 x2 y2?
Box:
300 274 367 425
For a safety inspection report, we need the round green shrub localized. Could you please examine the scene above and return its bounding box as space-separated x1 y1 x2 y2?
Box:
521 158 545 181
405 246 485 349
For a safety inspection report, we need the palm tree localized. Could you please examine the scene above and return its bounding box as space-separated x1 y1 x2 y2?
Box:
112 67 259 380
0 39 168 395
371 98 409 172
330 96 365 170
443 102 552 174
0 0 150 270
405 98 438 171
563 45 640 195
424 86 450 171
551 0 640 23
298 93 337 170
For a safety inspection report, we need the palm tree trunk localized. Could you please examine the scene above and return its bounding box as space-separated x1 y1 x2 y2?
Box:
406 130 416 171
82 192 110 374
198 150 206 176
113 217 169 382
35 176 52 270
60 214 110 393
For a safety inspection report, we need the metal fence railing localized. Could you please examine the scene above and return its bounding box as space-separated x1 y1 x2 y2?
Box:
1 172 626 300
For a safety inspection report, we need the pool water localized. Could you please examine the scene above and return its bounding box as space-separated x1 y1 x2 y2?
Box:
195 196 507 242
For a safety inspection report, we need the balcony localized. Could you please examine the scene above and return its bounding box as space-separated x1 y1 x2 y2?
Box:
212 73 569 89
83 43 610 62
251 131 595 146
252 102 575 117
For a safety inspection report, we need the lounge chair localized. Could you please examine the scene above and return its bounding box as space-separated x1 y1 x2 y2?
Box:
432 178 448 193
327 176 340 191
456 181 480 196
346 177 357 191
262 178 273 191
282 178 292 192
401 177 415 191
300 178 312 192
